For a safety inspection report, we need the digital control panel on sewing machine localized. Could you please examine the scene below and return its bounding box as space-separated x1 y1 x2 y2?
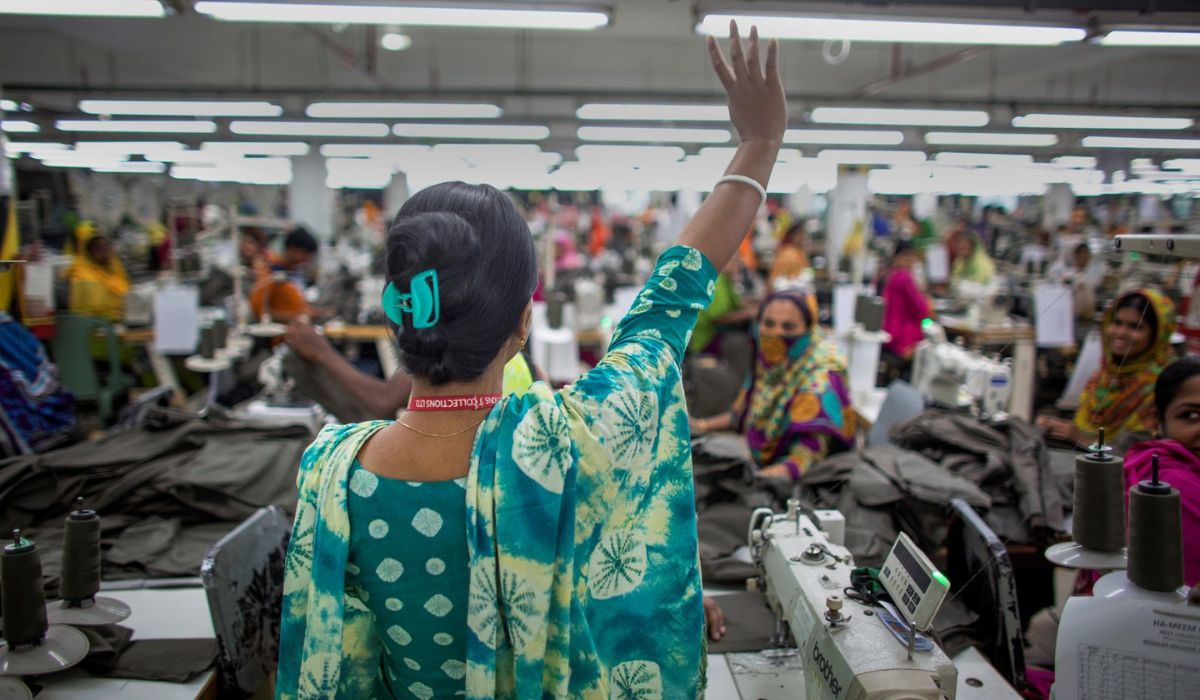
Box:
880 532 951 633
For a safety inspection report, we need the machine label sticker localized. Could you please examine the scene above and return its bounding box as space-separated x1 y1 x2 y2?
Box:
809 634 855 700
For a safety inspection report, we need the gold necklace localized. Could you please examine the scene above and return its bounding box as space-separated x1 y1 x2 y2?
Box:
396 415 488 438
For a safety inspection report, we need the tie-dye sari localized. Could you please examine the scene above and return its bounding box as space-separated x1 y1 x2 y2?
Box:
278 245 716 699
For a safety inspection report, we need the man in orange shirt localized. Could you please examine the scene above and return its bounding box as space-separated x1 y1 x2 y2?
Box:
249 226 319 323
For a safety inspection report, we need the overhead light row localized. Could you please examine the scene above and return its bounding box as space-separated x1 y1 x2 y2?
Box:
191 2 609 30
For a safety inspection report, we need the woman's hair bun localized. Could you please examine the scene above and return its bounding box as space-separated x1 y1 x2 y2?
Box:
384 183 537 385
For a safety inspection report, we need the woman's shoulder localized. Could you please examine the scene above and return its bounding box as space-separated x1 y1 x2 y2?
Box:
300 421 394 480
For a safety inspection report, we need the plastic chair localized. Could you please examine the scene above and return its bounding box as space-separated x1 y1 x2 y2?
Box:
49 313 136 423
866 380 927 448
201 505 291 698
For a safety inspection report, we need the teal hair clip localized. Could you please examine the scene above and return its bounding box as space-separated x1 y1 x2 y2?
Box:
383 269 441 329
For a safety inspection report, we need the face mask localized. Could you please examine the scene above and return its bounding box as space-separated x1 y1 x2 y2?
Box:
757 332 812 368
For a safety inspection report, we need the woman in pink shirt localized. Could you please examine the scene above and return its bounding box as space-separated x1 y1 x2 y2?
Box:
882 241 932 360
1124 356 1200 586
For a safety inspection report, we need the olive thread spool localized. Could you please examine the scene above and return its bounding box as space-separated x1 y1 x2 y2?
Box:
199 325 216 360
1127 452 1185 592
59 498 101 605
1 529 48 648
1072 427 1126 552
212 318 228 350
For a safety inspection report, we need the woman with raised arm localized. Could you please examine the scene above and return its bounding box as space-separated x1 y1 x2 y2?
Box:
277 21 786 700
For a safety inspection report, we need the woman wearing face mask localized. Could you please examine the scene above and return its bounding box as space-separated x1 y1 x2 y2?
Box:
1037 290 1176 449
690 289 854 479
1123 357 1200 586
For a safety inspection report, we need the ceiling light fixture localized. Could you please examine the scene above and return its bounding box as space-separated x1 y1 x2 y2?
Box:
1012 113 1193 130
79 100 282 117
0 0 165 17
0 100 16 111
91 162 169 174
1082 136 1200 150
1100 30 1200 47
935 152 1035 166
56 120 218 134
393 124 549 140
307 102 501 119
200 141 311 156
380 32 412 51
1 120 39 133
577 126 731 144
230 121 389 137
784 129 903 145
575 104 729 121
194 2 609 30
812 107 989 127
1052 156 1098 168
697 13 1084 46
925 131 1057 147
818 149 928 165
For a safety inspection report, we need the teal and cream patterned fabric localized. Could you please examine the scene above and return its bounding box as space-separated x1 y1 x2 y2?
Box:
277 245 717 699
346 461 469 697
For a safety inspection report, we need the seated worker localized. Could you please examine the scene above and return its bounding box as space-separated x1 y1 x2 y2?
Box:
882 240 932 362
767 221 809 292
949 230 995 286
283 320 543 420
688 257 758 356
67 235 130 322
689 289 854 480
1124 357 1200 586
1037 290 1176 449
249 226 318 323
238 226 279 274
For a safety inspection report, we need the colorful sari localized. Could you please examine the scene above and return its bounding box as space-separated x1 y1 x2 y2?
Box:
1074 289 1176 440
278 245 715 698
735 290 855 479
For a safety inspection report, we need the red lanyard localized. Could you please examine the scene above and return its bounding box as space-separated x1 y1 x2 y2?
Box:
406 394 502 412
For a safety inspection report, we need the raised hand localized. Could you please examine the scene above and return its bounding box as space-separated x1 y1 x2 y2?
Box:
707 21 786 147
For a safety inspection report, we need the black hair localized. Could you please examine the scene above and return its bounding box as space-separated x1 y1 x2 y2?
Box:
781 221 806 246
1156 356 1200 422
1111 292 1158 347
284 226 318 254
892 239 915 259
84 235 109 257
385 182 537 385
1073 242 1090 256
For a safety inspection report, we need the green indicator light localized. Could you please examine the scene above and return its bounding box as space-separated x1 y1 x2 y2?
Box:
932 571 950 588
921 318 934 330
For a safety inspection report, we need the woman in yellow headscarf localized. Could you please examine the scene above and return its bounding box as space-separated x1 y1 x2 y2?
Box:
1037 289 1176 448
67 235 130 322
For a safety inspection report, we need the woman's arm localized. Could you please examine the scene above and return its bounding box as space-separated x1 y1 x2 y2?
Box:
678 23 786 271
284 320 411 419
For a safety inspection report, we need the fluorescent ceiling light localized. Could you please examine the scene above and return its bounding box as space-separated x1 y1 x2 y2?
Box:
4 142 67 155
79 100 282 117
393 124 549 140
0 100 16 111
0 1 165 17
73 141 185 152
1082 136 1200 150
1101 30 1200 47
935 152 1035 166
2 120 39 133
200 141 310 156
92 162 168 174
784 129 903 145
577 126 731 144
1053 156 1098 168
307 102 501 119
925 131 1057 147
1164 159 1200 173
812 107 989 127
194 2 609 30
697 13 1084 46
319 144 430 159
697 146 803 162
575 145 686 163
230 121 389 137
818 149 927 165
1012 113 1193 130
576 104 729 121
56 120 217 134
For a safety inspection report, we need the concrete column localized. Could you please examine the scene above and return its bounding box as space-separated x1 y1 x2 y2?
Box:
827 166 868 282
288 153 332 239
383 170 409 220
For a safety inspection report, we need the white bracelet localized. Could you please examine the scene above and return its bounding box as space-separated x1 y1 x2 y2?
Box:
715 174 767 206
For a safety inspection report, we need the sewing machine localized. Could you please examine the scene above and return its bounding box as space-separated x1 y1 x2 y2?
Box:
729 504 959 699
911 324 1012 417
